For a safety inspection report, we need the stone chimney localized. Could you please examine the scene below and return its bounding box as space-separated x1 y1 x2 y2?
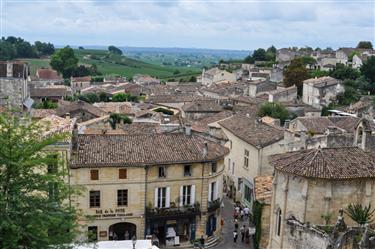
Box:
185 123 191 136
6 62 13 77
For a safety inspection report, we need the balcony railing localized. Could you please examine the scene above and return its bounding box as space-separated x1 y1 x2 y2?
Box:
208 198 221 212
146 203 201 218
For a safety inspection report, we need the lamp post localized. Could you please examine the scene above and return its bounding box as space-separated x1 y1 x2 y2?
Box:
132 235 137 249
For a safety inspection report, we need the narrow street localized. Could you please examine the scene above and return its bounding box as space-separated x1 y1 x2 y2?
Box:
213 196 254 249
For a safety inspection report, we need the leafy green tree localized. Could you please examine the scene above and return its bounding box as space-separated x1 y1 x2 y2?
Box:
257 102 290 125
50 46 79 78
32 100 58 109
309 69 329 78
0 112 81 248
283 58 309 96
337 80 360 105
109 113 132 129
300 56 316 66
357 41 373 49
189 76 197 82
78 93 99 103
244 55 255 64
34 41 55 56
345 203 375 226
0 40 16 60
360 56 375 93
252 48 267 61
99 92 109 102
330 63 360 81
108 45 122 55
112 93 129 102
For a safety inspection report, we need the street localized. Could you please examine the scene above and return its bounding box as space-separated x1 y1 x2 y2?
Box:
213 196 254 249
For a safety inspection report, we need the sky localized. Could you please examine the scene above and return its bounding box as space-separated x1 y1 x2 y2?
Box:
1 0 375 51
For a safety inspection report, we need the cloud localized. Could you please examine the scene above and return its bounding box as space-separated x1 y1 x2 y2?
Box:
2 0 374 50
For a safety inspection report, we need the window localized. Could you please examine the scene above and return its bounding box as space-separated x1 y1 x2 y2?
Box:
244 149 249 168
211 162 217 173
244 184 253 203
156 187 167 208
158 166 166 178
90 170 99 180
88 226 98 242
89 190 100 208
119 169 127 179
117 189 128 206
182 185 192 206
184 165 191 176
276 209 282 236
210 182 216 201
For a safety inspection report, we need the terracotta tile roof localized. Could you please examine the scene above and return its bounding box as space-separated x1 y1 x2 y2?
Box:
219 114 284 148
303 76 341 88
71 76 91 82
31 109 57 119
30 86 72 98
70 133 229 168
36 68 62 80
254 176 273 204
270 147 375 179
121 122 161 135
293 116 360 134
182 100 223 113
191 111 233 133
56 100 107 118
93 102 133 114
37 114 76 137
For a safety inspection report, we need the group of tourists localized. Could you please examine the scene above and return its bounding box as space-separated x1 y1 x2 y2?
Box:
233 203 254 244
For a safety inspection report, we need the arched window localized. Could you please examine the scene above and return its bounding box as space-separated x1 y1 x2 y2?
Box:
276 209 282 236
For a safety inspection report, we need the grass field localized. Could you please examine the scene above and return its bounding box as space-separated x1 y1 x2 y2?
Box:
23 49 200 81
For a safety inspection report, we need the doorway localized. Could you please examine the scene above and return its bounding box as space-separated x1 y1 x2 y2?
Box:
108 222 136 240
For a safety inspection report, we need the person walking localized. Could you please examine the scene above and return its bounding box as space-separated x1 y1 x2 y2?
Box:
240 225 246 242
233 230 238 243
245 228 250 244
234 219 239 230
199 235 205 249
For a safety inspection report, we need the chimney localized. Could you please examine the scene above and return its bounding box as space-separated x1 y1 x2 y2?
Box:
185 123 191 136
203 142 208 157
72 123 78 152
6 62 13 77
65 113 71 122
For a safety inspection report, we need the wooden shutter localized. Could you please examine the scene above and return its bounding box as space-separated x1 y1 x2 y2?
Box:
214 181 219 200
90 170 99 180
208 182 212 202
191 185 196 205
180 186 184 207
154 188 158 208
119 169 127 179
166 187 170 208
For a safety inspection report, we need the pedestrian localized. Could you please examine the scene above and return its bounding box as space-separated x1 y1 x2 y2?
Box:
240 225 246 242
235 205 240 214
221 200 225 212
244 206 250 217
233 230 238 243
234 219 239 230
240 209 244 220
245 228 250 244
199 235 205 249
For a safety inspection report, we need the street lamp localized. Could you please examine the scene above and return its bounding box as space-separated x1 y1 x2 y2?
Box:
132 235 137 249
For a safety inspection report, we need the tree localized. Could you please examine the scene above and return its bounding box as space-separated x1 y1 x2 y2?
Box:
283 58 309 96
360 56 375 93
0 112 80 248
109 113 132 129
78 93 99 103
257 102 290 125
50 46 78 78
345 203 375 226
108 45 122 55
300 56 316 66
252 48 267 61
337 80 360 105
330 63 360 81
34 41 55 56
357 41 373 49
244 55 255 64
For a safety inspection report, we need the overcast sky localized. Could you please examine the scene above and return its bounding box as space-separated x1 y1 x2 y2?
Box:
2 0 374 50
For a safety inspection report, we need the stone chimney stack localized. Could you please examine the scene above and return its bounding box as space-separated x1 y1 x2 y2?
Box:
185 123 191 136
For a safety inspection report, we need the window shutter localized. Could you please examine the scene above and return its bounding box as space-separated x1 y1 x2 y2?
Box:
180 186 184 207
191 185 196 205
154 188 158 208
215 181 219 200
166 187 171 208
208 182 212 202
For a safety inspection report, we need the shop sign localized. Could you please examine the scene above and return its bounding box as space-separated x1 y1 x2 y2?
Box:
99 231 107 237
92 208 133 218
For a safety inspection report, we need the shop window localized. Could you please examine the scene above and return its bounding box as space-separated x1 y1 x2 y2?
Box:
119 169 127 179
88 226 98 242
117 189 128 206
184 165 191 176
90 169 99 180
89 190 100 208
158 166 166 178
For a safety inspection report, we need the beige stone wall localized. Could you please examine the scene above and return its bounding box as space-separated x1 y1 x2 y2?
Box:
268 171 375 249
260 204 271 249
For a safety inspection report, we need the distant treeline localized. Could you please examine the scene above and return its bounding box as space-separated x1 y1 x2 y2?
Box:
0 36 55 60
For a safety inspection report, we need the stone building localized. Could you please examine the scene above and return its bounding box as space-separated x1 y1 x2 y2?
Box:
302 76 343 109
0 61 30 110
69 131 228 247
71 76 91 93
267 146 375 249
56 100 107 122
201 68 236 86
247 80 276 98
218 114 285 206
182 99 224 120
268 86 298 103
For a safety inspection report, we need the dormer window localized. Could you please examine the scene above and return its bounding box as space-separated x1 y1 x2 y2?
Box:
184 165 191 176
158 166 166 178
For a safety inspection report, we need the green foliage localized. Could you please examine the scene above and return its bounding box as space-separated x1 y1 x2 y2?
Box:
108 45 123 55
0 112 81 248
300 56 317 66
244 55 255 64
257 102 290 125
78 93 99 103
330 63 360 80
252 201 264 249
360 56 375 93
34 41 55 57
321 103 337 116
112 93 138 102
321 212 333 225
310 69 329 78
337 80 360 105
345 203 375 226
32 100 58 109
252 48 267 61
357 41 373 49
50 46 79 78
283 58 309 96
153 107 174 115
173 69 180 75
109 113 132 129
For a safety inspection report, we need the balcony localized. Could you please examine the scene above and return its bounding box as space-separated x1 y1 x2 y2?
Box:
208 198 221 212
146 202 201 219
